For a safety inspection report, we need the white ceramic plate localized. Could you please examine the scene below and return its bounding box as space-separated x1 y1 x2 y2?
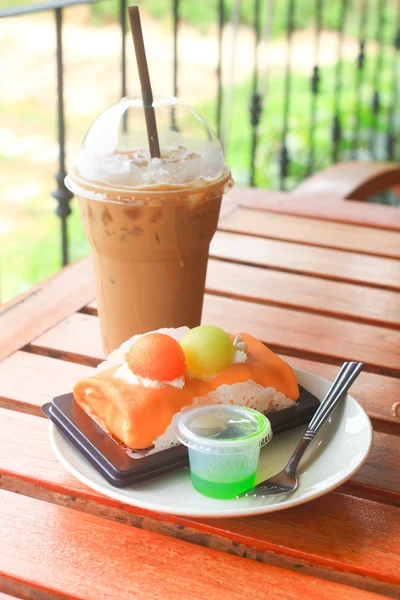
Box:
49 368 373 518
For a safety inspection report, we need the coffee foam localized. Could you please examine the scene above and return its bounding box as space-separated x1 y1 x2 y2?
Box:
76 140 226 189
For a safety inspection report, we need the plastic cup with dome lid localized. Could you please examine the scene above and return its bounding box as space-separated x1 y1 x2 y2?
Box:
65 95 233 355
65 95 233 204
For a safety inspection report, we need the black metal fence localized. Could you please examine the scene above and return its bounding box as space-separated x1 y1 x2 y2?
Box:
1 0 399 268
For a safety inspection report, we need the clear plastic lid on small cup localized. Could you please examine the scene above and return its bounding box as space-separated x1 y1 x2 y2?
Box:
177 405 272 454
65 95 233 205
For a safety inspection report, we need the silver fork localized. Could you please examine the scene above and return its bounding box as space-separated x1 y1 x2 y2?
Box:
238 361 364 498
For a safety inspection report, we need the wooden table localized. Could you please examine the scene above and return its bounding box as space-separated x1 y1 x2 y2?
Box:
1 188 399 600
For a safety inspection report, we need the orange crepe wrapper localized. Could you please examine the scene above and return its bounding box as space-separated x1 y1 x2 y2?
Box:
73 333 299 449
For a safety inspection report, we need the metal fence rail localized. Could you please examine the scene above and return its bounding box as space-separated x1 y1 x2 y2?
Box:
1 0 399 266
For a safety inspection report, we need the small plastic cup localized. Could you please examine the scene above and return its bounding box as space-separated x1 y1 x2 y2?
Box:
177 405 272 499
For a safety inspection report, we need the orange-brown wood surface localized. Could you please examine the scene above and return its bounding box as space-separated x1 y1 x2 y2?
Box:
1 188 399 600
205 259 400 329
1 489 388 600
233 187 400 231
350 430 400 494
0 257 95 364
219 209 400 259
284 356 400 435
0 409 398 597
211 231 400 291
86 258 400 329
30 312 104 366
32 298 400 376
202 295 400 376
0 351 94 414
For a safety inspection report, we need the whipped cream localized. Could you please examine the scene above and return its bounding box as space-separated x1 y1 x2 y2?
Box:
114 363 185 389
232 335 248 365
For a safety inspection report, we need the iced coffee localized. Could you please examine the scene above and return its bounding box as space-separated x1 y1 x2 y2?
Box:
66 96 233 355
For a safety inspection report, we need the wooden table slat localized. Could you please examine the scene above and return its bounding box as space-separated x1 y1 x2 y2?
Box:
284 356 400 436
0 258 95 364
29 312 104 366
0 351 95 415
87 259 400 329
350 430 400 495
205 259 400 329
211 231 400 291
220 209 400 259
232 187 400 232
0 410 398 598
4 489 382 600
31 299 400 377
202 295 400 377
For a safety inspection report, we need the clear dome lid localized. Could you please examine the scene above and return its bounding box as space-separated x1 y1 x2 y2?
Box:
65 95 233 204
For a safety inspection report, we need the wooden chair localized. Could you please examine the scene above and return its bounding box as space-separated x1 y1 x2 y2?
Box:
292 161 400 202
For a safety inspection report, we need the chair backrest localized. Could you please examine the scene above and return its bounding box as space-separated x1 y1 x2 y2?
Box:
292 161 400 202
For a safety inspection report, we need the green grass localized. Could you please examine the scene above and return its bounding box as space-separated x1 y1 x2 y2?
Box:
1 203 89 303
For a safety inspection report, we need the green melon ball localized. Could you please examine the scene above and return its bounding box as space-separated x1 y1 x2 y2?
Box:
180 325 234 378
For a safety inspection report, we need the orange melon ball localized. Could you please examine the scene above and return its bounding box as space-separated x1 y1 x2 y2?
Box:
125 333 186 381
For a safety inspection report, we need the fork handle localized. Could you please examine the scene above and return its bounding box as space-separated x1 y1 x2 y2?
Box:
308 361 364 434
286 361 364 474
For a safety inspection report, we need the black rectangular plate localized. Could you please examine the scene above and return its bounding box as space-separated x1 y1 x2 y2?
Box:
43 386 320 489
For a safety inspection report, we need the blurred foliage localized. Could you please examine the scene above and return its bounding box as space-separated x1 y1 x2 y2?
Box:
87 0 397 43
4 0 396 42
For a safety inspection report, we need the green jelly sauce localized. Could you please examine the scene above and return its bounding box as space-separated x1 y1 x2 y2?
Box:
191 471 256 499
